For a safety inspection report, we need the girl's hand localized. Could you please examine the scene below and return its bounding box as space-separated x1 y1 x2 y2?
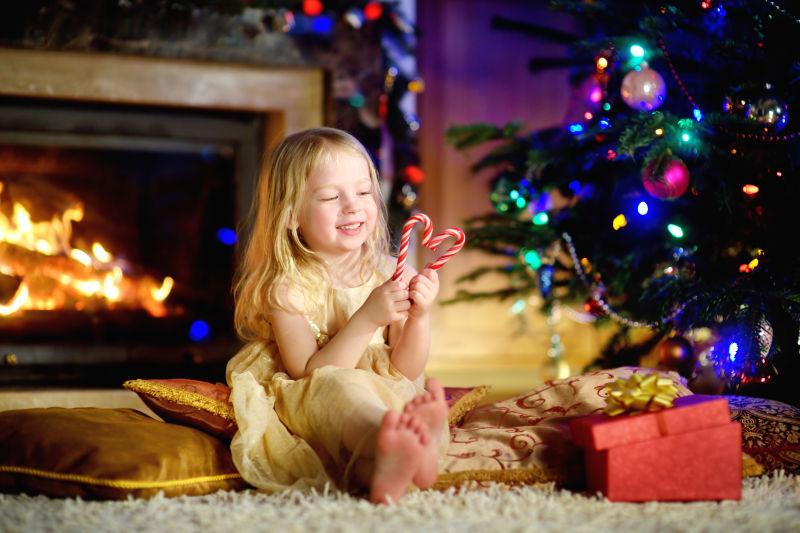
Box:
358 280 410 327
408 269 439 319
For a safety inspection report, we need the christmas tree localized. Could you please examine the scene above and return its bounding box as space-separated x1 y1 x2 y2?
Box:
445 0 800 405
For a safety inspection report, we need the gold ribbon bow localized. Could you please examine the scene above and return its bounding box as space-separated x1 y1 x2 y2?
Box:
603 373 679 416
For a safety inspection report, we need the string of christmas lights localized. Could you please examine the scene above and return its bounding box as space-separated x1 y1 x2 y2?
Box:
561 232 697 329
762 0 800 26
657 37 701 116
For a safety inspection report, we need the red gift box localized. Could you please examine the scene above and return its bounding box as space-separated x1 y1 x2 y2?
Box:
570 395 742 502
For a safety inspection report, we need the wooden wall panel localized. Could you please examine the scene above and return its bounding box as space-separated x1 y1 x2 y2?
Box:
417 0 614 393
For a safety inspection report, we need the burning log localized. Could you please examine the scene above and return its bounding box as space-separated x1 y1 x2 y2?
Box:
0 240 171 316
0 272 21 304
0 241 96 280
0 181 174 317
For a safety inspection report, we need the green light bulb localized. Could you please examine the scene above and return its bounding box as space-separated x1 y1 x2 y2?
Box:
667 224 684 238
630 44 645 58
523 250 542 269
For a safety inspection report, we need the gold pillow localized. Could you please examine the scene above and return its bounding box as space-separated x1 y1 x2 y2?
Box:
0 407 248 500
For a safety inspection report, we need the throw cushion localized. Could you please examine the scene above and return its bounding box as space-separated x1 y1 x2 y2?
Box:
0 407 248 500
124 378 489 437
446 385 490 426
725 395 800 474
123 379 237 439
437 367 695 490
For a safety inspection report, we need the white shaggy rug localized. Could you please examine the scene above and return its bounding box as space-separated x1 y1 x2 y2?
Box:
1 473 799 533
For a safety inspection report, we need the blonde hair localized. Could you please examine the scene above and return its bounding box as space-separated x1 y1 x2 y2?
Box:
233 127 389 342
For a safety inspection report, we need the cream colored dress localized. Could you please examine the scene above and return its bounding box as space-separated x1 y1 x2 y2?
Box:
226 277 447 493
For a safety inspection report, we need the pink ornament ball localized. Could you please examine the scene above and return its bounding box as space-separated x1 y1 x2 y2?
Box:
642 158 690 200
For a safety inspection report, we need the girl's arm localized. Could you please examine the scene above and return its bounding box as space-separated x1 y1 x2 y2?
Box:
271 281 410 379
388 267 439 381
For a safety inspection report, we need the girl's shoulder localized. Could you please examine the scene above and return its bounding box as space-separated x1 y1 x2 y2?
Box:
269 277 308 316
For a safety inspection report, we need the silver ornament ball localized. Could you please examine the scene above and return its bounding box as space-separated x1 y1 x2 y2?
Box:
746 98 789 131
620 65 666 111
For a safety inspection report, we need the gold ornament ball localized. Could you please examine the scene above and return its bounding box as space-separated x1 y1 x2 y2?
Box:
657 336 695 376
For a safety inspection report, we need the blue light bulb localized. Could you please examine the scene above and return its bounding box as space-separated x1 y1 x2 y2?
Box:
216 227 237 246
189 320 211 342
728 342 739 362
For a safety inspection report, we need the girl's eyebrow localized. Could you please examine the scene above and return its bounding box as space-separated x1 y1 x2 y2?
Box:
311 179 371 192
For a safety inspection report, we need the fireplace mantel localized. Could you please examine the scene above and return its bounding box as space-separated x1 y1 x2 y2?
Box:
0 48 324 150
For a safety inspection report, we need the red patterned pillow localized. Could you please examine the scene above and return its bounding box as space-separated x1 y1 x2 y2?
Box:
123 379 237 440
124 379 489 438
445 385 490 426
725 395 800 474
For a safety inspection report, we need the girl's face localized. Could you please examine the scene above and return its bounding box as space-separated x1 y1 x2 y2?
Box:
296 149 378 261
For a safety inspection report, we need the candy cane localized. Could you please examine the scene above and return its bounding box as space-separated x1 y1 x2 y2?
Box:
425 228 465 271
392 213 465 281
392 213 432 281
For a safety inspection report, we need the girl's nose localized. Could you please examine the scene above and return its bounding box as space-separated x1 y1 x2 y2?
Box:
342 195 361 213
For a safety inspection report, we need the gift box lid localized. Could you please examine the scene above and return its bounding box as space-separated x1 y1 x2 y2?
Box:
570 395 732 450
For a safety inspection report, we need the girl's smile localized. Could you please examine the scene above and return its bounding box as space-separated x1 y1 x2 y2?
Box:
337 221 365 235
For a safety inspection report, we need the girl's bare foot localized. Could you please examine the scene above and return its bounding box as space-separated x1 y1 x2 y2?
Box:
370 410 427 504
402 377 448 489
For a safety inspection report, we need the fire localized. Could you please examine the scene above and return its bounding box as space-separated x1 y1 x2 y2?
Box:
0 181 174 317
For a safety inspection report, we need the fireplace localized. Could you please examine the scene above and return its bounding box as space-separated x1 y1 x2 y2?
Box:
0 49 324 387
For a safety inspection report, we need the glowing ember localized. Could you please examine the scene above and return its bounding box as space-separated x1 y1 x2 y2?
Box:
0 181 174 317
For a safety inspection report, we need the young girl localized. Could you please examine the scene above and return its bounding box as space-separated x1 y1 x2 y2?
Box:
226 127 449 503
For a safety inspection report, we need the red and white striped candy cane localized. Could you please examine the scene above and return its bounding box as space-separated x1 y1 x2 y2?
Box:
392 213 432 281
425 227 465 271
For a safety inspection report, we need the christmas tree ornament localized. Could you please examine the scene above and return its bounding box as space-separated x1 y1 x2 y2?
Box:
657 335 695 376
739 360 777 385
620 64 666 111
642 157 690 200
704 316 775 389
746 97 789 131
755 316 774 360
